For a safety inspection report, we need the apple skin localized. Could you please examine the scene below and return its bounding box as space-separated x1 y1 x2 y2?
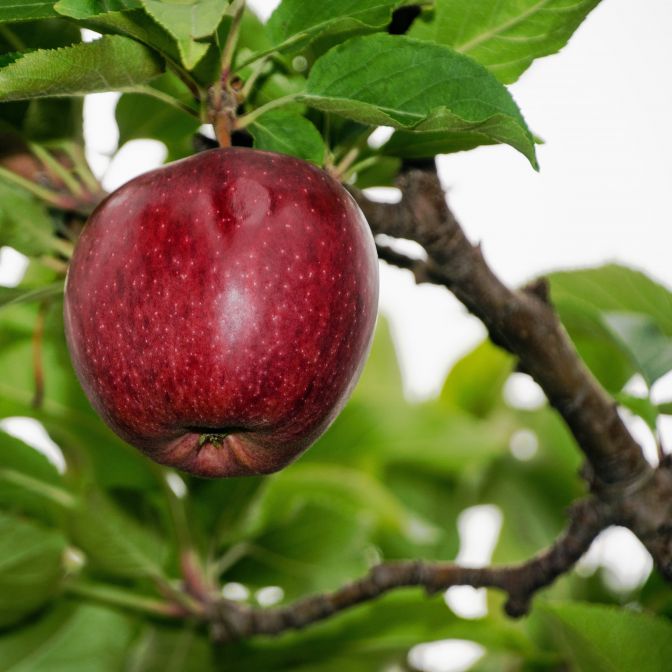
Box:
64 148 378 477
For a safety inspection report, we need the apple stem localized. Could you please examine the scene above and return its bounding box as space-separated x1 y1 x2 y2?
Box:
207 0 246 148
331 148 361 181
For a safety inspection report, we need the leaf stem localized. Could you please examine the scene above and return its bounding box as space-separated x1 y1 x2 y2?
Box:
58 142 101 195
29 143 86 200
0 25 25 51
220 0 246 80
240 56 269 100
0 166 75 210
133 85 200 118
67 580 183 618
235 93 303 129
0 468 76 509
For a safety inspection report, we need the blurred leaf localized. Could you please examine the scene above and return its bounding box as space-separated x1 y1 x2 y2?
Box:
551 265 672 335
615 393 659 433
54 0 141 19
0 35 163 102
0 512 65 627
226 501 371 598
0 601 135 671
127 624 214 672
241 463 429 543
351 155 400 188
0 301 163 492
440 339 513 417
0 429 70 522
249 110 325 164
236 7 273 55
603 312 672 387
69 490 167 579
139 0 228 69
539 601 672 672
304 35 538 168
266 0 406 54
550 265 672 393
22 98 83 141
0 281 64 309
0 0 58 22
0 181 58 257
115 73 199 160
380 466 461 560
409 0 600 84
351 317 404 404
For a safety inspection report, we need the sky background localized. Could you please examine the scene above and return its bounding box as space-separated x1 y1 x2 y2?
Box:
1 2 671 670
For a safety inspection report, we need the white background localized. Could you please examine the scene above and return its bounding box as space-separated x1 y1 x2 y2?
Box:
1 1 671 670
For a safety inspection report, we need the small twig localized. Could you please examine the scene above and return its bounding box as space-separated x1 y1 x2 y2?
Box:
207 498 609 641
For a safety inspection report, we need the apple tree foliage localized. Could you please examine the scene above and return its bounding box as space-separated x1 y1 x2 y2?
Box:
0 1 672 669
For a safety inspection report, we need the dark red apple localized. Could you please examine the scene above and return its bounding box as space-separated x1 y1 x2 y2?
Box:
64 148 378 477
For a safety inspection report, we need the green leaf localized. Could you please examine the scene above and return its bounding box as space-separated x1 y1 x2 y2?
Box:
0 512 66 627
0 181 58 256
382 127 497 159
69 490 167 579
54 0 141 19
266 0 407 53
139 0 229 69
77 9 182 65
615 392 659 433
0 0 58 22
550 265 672 392
441 339 513 417
0 602 135 671
226 501 371 598
115 72 199 160
249 110 325 164
410 0 601 84
0 429 72 522
351 155 401 188
603 312 672 387
127 625 214 672
303 34 538 168
0 35 164 102
539 601 672 672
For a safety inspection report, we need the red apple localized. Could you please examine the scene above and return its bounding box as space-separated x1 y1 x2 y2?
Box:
64 148 378 477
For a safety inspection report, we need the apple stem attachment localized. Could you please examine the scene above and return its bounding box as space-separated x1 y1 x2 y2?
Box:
198 432 229 448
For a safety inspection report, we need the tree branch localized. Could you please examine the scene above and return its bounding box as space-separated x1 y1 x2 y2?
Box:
207 498 610 641
350 167 651 489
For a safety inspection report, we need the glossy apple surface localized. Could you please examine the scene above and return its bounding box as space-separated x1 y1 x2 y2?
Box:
64 148 378 477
